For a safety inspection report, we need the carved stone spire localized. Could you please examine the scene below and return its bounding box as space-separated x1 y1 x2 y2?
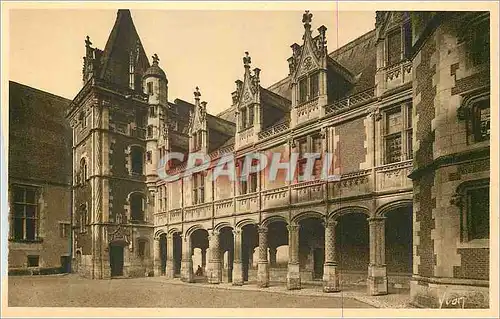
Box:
243 51 251 68
302 10 313 29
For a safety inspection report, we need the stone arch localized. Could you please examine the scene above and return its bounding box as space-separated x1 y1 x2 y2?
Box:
291 210 325 224
214 221 233 232
261 215 288 228
329 205 370 221
154 229 167 239
235 218 258 230
168 227 182 235
185 224 205 238
375 199 413 217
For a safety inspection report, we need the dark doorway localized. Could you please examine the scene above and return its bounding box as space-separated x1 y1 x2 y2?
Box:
173 232 182 277
160 234 167 275
313 248 324 279
60 256 71 273
110 244 124 277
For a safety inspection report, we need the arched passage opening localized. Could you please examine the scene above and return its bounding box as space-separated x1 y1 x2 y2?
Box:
335 212 369 284
190 228 209 280
298 217 325 280
384 204 413 287
264 219 289 283
172 232 182 277
241 224 258 282
159 234 167 275
219 226 234 283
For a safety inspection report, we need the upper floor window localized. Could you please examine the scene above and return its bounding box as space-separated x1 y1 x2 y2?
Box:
10 185 39 241
59 222 70 238
130 193 145 222
79 158 88 185
147 125 153 138
79 111 87 128
192 131 202 151
384 103 413 164
469 17 490 66
130 146 144 175
240 105 255 131
298 72 320 104
149 106 156 117
472 98 490 142
239 158 258 195
137 239 148 259
296 134 323 181
192 172 205 205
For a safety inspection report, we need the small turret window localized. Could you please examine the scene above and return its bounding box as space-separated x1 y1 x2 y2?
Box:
147 82 153 96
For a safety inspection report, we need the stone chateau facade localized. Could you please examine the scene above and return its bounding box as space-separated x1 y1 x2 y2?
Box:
10 9 490 308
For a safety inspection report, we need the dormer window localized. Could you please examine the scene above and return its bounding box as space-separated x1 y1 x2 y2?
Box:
385 18 412 66
192 131 202 151
298 72 320 105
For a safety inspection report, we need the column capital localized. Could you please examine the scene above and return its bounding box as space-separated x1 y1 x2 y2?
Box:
232 229 241 236
367 216 387 224
323 219 338 228
210 229 220 236
258 226 268 234
287 224 299 232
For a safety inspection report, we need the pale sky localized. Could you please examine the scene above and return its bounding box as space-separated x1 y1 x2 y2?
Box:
9 9 375 115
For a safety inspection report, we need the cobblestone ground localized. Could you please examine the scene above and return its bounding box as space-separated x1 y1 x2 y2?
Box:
8 275 372 308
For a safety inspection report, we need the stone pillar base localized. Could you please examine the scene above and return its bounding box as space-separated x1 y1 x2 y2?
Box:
287 263 301 290
181 260 194 283
165 260 175 279
232 262 243 286
208 261 221 284
367 265 388 295
257 262 269 288
322 264 340 292
153 264 162 277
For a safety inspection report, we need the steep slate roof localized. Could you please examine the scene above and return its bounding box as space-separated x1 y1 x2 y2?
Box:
98 9 150 91
9 81 72 185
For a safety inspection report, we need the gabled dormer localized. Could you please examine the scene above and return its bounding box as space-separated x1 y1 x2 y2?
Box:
233 52 262 149
188 87 208 153
375 11 413 95
288 11 329 127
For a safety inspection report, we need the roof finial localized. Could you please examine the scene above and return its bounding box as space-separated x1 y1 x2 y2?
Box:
302 10 313 28
85 35 92 48
243 51 251 68
152 53 160 65
194 86 201 100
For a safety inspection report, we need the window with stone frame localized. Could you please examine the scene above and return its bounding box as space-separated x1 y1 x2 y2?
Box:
472 98 490 142
386 18 412 66
455 179 490 242
79 158 88 185
239 158 258 194
384 104 413 164
469 16 490 66
149 106 156 117
79 203 88 234
138 239 148 259
147 125 154 138
298 73 320 105
146 151 152 164
27 255 39 267
240 107 247 130
130 146 144 175
130 193 145 222
296 134 323 181
59 222 70 238
387 28 402 66
10 185 40 241
248 105 255 128
192 172 205 205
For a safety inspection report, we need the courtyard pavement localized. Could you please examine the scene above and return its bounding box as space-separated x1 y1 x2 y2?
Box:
8 274 411 308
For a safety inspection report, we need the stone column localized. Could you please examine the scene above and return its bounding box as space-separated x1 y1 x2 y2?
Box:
208 230 222 284
257 226 269 288
153 237 162 277
232 229 243 286
165 234 174 279
287 224 301 290
323 220 340 292
180 234 193 282
269 246 277 267
367 217 388 295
